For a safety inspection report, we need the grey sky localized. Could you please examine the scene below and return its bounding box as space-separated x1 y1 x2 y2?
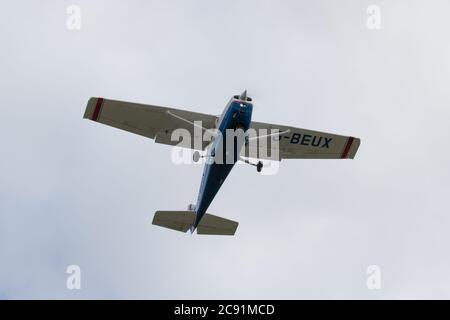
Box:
1 0 450 299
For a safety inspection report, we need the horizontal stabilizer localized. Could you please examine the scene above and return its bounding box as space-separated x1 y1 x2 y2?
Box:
152 211 239 235
152 211 196 233
197 214 238 236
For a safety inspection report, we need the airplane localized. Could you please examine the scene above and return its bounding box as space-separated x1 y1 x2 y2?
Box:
83 91 360 236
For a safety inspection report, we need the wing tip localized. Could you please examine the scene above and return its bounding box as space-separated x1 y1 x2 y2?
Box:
83 97 104 121
347 137 361 159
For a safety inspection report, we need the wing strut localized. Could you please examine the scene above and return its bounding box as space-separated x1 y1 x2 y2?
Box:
248 129 291 141
166 110 210 131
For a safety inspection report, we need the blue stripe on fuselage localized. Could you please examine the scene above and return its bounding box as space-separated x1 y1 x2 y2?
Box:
193 100 253 228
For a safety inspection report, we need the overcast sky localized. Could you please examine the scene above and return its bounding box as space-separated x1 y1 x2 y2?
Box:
1 0 450 299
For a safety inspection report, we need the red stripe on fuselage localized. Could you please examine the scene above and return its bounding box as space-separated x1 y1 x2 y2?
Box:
92 98 104 121
341 136 354 159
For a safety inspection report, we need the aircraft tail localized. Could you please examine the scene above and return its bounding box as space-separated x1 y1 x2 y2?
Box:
152 211 238 236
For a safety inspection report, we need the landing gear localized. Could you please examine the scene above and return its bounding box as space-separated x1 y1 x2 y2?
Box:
256 161 263 173
241 157 263 173
193 151 201 163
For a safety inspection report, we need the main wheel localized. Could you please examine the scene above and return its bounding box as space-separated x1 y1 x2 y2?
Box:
256 161 263 173
193 151 201 163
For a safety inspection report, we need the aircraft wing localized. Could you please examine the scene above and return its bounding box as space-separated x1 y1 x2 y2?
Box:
83 97 218 150
242 120 360 161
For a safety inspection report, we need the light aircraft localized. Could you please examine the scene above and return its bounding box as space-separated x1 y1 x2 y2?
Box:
83 91 360 236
